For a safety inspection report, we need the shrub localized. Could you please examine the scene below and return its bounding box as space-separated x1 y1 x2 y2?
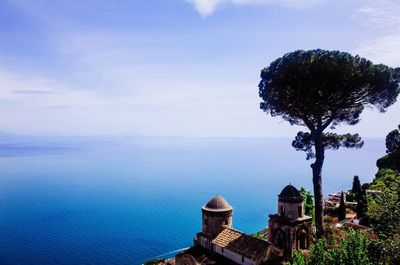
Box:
289 229 372 265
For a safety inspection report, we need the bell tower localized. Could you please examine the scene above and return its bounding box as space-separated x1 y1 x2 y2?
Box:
268 184 313 259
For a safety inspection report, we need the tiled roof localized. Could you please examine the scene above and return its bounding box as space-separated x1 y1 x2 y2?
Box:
212 228 270 260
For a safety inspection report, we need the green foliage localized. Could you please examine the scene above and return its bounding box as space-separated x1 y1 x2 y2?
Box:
385 124 400 154
289 230 372 265
289 251 307 265
351 176 362 196
346 192 356 202
292 132 363 160
370 168 400 194
366 165 400 264
341 230 372 265
306 238 334 265
324 217 334 224
299 187 314 217
259 50 399 130
338 191 346 221
259 49 399 159
368 187 400 238
368 236 400 265
377 124 400 171
251 228 268 240
376 168 397 178
376 153 400 171
356 186 368 221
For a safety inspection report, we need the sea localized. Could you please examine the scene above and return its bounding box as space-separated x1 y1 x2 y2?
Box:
0 136 385 265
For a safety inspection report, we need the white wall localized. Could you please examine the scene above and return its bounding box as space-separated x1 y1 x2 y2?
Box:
214 245 256 265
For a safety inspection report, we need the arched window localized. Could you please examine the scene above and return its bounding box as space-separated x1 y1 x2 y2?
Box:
297 229 307 249
273 228 285 249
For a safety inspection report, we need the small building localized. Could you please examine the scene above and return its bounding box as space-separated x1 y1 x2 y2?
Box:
324 192 346 208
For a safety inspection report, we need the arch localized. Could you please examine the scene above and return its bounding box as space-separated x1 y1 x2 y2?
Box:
296 228 308 249
273 228 286 249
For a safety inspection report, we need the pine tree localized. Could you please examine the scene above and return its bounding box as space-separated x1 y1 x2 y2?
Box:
352 176 362 197
338 191 346 221
356 185 368 221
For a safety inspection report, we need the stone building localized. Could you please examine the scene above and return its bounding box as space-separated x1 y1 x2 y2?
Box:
267 184 313 259
175 185 312 265
202 195 233 238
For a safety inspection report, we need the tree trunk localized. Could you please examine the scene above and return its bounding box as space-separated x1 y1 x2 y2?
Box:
311 134 325 238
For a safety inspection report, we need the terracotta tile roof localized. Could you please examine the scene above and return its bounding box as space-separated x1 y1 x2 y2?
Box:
212 228 270 260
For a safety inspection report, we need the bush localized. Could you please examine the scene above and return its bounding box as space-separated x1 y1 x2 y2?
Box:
300 187 314 217
289 229 372 265
366 167 400 264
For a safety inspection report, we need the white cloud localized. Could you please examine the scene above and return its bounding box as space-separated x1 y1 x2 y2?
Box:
354 35 400 67
356 0 400 29
187 0 224 17
187 0 327 16
353 0 400 68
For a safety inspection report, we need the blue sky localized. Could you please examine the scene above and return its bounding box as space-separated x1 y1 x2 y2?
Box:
0 0 399 137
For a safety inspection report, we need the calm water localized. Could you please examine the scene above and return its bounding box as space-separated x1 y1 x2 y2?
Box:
0 137 385 265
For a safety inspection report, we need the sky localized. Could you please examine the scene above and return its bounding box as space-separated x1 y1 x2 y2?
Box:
0 0 399 137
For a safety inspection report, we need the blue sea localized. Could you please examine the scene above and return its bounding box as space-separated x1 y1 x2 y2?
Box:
0 136 385 265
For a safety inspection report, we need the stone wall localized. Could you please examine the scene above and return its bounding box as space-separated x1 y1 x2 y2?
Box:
278 201 303 220
202 209 232 238
213 245 256 265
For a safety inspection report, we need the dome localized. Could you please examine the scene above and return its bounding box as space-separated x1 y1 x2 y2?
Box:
278 184 303 203
202 195 233 212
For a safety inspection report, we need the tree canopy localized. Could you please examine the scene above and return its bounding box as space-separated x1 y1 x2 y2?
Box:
377 125 400 171
352 176 362 196
385 125 400 155
338 191 346 221
259 50 399 133
259 49 400 237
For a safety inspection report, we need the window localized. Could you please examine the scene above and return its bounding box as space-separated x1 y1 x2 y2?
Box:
280 205 284 216
242 256 244 263
225 220 228 225
274 229 285 249
298 206 302 217
298 229 307 249
204 219 208 225
221 247 224 253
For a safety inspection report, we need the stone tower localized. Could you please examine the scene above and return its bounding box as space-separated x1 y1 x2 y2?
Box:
268 184 312 259
201 195 233 238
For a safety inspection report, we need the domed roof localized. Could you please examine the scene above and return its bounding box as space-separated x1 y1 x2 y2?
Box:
202 195 233 212
278 184 303 203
